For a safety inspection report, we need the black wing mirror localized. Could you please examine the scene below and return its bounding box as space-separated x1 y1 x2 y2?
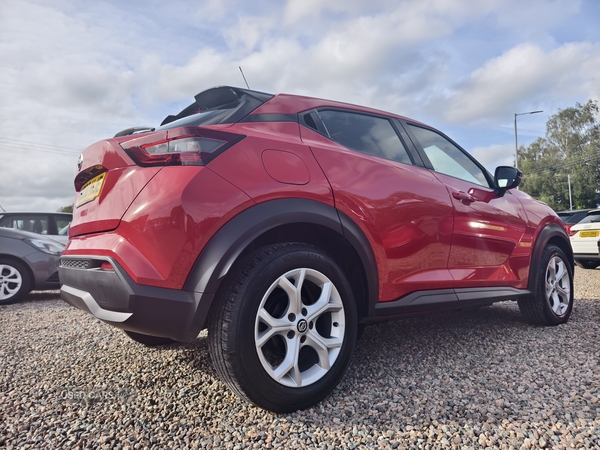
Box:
494 166 522 196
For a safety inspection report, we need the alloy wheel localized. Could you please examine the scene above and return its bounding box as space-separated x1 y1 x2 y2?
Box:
0 264 23 301
254 268 345 388
545 255 571 317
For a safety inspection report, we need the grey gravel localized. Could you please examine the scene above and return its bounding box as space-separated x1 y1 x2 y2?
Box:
1 268 599 449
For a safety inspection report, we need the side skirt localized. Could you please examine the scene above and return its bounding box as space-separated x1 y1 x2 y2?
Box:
370 286 530 321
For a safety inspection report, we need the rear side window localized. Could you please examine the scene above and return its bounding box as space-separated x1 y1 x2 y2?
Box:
318 110 412 165
2 214 49 234
408 124 490 187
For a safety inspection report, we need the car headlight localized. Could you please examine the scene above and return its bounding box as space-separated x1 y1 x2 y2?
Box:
24 238 65 256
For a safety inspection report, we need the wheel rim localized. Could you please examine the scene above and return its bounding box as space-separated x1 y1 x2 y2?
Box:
545 255 571 317
0 264 23 300
254 268 345 388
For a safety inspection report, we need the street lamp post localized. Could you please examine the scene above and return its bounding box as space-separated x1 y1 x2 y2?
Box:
514 110 543 169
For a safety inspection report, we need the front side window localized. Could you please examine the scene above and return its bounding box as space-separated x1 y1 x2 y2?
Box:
54 215 72 235
408 124 489 187
318 110 412 165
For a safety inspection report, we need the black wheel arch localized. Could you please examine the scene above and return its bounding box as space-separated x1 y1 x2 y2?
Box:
183 198 378 326
528 223 574 293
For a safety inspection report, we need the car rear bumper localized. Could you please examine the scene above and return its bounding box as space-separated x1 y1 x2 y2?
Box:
573 253 600 260
59 256 212 342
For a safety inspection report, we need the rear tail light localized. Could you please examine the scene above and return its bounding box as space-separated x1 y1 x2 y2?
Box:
566 226 577 237
120 127 245 167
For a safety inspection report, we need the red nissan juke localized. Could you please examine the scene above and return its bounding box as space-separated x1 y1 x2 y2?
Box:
60 86 574 412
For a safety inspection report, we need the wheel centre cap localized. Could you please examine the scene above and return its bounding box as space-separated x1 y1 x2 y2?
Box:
297 319 308 333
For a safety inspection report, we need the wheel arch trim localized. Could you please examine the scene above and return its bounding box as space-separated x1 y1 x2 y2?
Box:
528 223 573 293
183 198 379 309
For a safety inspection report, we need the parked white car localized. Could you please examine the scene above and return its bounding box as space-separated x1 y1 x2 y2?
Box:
569 209 600 269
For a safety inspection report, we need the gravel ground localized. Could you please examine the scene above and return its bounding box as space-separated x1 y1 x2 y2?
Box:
1 268 599 449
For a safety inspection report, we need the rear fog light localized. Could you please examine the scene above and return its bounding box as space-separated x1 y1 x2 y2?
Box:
100 262 114 271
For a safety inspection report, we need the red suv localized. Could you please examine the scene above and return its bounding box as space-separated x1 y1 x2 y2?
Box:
60 86 573 412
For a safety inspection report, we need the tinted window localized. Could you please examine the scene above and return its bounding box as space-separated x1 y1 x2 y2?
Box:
575 212 600 224
156 109 235 130
318 110 412 165
408 124 489 187
563 211 590 225
53 214 72 235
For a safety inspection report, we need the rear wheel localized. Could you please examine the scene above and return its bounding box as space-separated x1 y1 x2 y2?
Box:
518 245 573 325
0 258 32 305
574 259 600 270
209 243 357 412
123 330 176 346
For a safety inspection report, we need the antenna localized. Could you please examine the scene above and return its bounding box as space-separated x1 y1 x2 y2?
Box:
239 66 250 89
0 203 6 212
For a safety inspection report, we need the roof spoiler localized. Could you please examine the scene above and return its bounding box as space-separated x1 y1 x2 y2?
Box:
160 86 273 126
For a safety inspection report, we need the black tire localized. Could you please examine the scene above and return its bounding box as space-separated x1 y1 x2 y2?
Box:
0 258 32 305
574 259 600 270
208 243 357 412
518 244 573 325
123 330 176 346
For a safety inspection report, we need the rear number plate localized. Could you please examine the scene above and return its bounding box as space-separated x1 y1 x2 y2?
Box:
76 173 106 207
579 230 599 238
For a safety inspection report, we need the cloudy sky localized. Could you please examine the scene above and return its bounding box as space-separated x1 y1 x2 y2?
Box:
1 0 599 212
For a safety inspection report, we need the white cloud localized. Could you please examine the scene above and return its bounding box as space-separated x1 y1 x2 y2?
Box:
0 0 598 211
470 144 515 173
443 42 600 125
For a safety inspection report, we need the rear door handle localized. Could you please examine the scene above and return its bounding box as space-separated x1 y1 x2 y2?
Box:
452 191 475 202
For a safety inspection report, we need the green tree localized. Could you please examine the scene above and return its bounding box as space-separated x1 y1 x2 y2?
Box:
519 100 600 210
57 205 73 213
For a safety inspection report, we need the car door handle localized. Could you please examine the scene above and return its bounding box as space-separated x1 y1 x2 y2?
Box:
452 191 475 202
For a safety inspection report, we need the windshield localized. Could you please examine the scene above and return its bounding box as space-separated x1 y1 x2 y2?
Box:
576 212 600 224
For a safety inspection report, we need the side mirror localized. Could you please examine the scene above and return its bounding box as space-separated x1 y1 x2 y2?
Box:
494 166 522 196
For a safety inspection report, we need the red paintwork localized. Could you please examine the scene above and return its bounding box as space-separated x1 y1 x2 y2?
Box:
261 150 310 185
70 138 162 237
70 166 161 237
208 122 334 206
65 90 562 303
66 121 334 290
65 166 253 288
300 126 454 300
430 172 529 289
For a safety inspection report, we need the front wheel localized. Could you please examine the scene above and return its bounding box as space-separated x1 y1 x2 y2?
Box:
518 245 573 325
0 258 32 305
208 243 357 412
